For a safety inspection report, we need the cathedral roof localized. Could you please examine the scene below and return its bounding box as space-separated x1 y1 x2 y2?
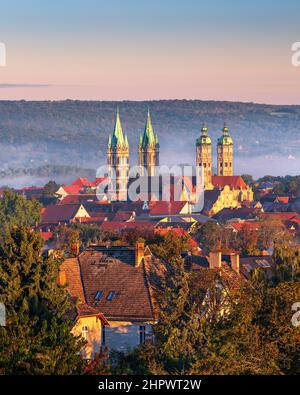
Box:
108 109 129 150
196 124 212 145
218 123 233 145
140 110 158 148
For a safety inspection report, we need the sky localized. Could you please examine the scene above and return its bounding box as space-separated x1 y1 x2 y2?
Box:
0 0 300 103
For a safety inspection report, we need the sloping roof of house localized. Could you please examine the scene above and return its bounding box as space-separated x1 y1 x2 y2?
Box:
240 256 274 279
71 178 94 188
212 176 247 189
261 212 300 221
229 221 263 232
148 201 187 215
202 190 221 214
60 184 82 195
213 207 259 222
59 194 99 205
61 245 166 322
60 258 86 304
41 203 85 224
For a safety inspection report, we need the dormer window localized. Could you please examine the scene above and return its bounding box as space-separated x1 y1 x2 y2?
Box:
95 290 103 301
107 291 118 301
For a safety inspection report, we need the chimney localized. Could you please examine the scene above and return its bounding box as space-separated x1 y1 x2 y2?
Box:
57 270 67 286
231 253 240 274
208 251 222 269
135 241 145 267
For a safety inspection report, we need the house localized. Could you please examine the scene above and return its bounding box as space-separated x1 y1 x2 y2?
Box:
56 184 82 200
59 243 167 353
212 206 261 222
148 201 191 217
40 203 90 227
59 257 109 359
200 176 254 216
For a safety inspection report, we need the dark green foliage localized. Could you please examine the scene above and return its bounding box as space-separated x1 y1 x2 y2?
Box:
0 190 41 234
0 227 84 374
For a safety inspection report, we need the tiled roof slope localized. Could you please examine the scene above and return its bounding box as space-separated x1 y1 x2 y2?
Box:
60 258 85 304
61 246 167 322
212 176 247 189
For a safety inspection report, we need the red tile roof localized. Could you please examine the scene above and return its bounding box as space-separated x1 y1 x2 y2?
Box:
60 258 86 304
61 184 82 195
261 212 300 221
41 203 87 224
212 176 247 189
40 231 54 242
59 194 99 205
230 221 263 232
155 227 199 250
149 201 187 215
71 177 94 188
61 246 167 321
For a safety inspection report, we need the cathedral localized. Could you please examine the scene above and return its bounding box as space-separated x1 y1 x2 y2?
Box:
196 123 234 189
106 110 253 213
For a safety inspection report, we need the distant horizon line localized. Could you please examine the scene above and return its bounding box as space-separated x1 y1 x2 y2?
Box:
0 96 299 107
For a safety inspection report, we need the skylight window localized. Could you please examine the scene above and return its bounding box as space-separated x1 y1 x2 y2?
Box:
95 290 103 301
106 291 118 301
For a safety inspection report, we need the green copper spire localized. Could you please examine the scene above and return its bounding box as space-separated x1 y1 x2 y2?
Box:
218 122 233 145
196 123 211 145
111 108 126 148
141 109 156 148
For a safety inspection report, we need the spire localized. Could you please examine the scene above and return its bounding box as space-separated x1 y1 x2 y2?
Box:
223 122 229 135
107 134 111 148
201 123 208 135
111 108 125 148
142 109 156 147
197 123 211 145
218 122 233 145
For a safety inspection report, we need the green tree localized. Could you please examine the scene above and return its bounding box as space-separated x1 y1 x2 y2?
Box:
0 227 84 374
56 225 80 257
43 180 60 197
0 190 41 234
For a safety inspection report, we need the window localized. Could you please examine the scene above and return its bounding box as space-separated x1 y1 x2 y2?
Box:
139 325 146 344
82 326 89 340
106 291 118 301
95 290 103 301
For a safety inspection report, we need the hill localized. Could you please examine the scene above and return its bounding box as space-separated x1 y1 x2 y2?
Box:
0 99 299 184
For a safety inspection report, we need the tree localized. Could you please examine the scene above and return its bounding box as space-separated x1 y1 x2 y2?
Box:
0 227 84 374
258 217 288 250
56 225 80 256
43 180 60 197
0 190 41 234
237 224 259 255
241 174 254 186
150 231 190 262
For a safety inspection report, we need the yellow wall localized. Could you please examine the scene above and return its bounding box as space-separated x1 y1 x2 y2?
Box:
71 316 102 360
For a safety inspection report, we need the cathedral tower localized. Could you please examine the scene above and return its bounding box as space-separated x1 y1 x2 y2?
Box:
107 109 129 200
217 123 233 176
196 124 212 189
138 110 159 177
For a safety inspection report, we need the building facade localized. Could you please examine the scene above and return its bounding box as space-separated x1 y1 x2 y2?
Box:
196 124 213 190
107 110 130 201
138 110 159 177
217 124 234 176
